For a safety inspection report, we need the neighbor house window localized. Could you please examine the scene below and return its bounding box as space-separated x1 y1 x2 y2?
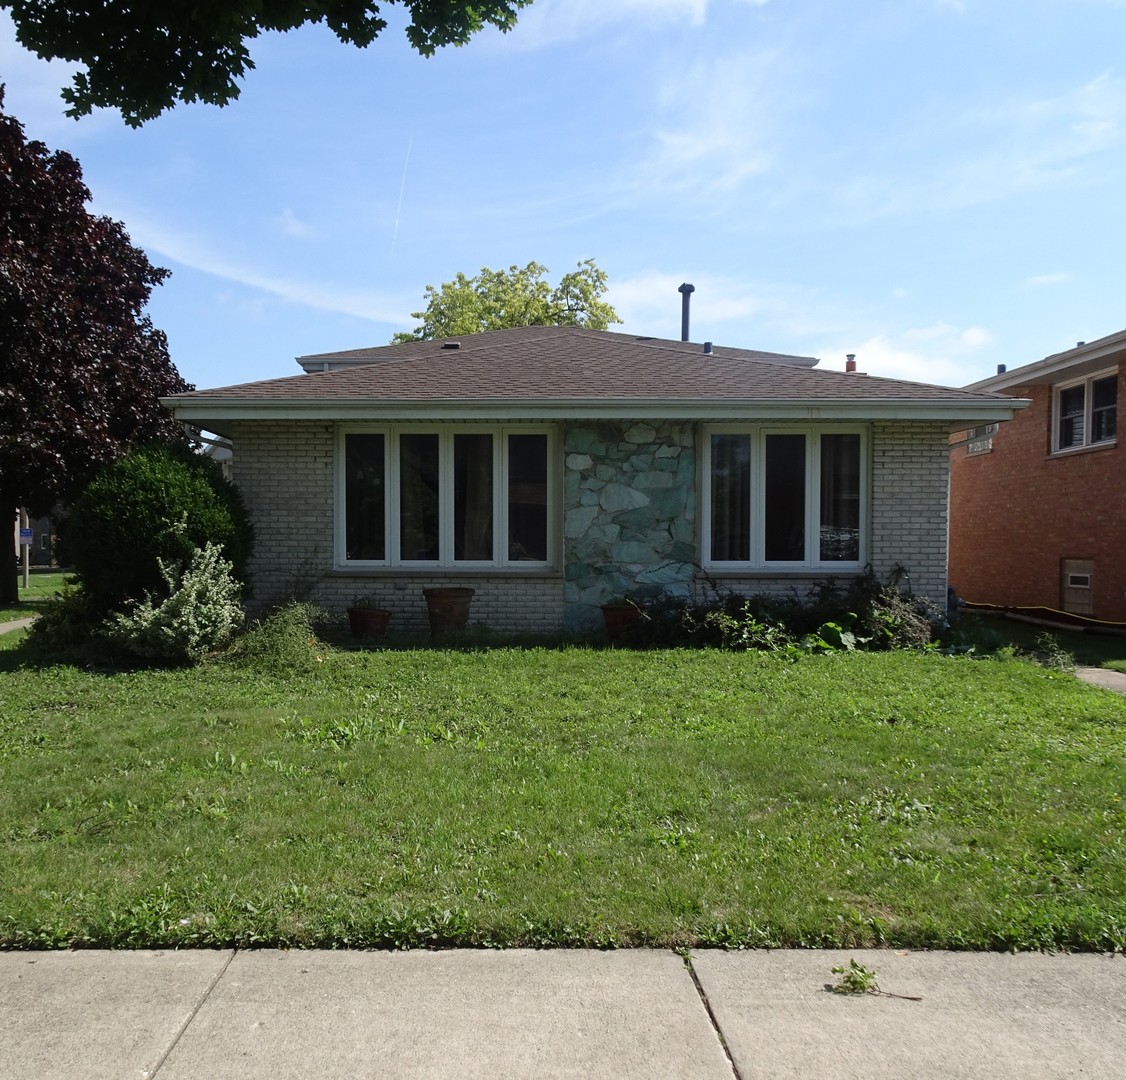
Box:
340 427 553 567
703 427 866 569
1054 371 1117 451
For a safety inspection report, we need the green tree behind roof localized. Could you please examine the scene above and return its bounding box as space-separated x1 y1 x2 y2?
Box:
392 259 621 343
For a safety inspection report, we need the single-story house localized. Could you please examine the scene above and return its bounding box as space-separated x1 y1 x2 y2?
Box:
950 329 1123 621
163 326 1023 633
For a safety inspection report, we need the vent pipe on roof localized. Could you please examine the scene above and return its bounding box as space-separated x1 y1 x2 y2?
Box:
442 341 461 350
845 353 857 373
703 341 713 355
678 283 695 342
997 364 1006 375
1077 341 1086 347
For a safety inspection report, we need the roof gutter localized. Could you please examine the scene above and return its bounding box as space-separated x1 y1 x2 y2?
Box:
165 396 1029 429
967 329 1126 392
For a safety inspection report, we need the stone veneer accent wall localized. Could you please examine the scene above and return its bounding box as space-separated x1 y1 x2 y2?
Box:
562 421 696 631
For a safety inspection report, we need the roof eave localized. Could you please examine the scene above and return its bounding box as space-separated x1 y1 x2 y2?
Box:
165 396 1029 428
968 330 1126 391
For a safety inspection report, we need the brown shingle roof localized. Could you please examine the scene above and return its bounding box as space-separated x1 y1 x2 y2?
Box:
167 326 1014 406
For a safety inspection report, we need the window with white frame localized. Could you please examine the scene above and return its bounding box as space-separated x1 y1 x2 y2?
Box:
339 427 554 567
703 427 867 569
1054 371 1117 451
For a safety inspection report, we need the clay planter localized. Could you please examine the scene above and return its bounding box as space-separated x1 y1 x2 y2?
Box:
346 606 392 639
423 587 475 636
600 603 643 640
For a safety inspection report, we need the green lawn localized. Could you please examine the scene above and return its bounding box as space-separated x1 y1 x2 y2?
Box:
0 571 70 624
1 637 1124 951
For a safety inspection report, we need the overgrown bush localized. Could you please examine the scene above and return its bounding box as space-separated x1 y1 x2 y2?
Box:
222 601 331 671
99 543 244 664
24 580 99 657
624 567 944 653
59 443 254 613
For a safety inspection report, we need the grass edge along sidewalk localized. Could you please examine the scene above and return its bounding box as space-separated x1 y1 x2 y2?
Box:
2 644 1125 952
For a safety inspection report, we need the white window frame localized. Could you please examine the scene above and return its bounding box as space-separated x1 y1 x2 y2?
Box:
1052 369 1117 453
701 425 870 571
336 424 556 569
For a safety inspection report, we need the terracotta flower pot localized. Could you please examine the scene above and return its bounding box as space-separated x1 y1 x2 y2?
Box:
423 587 475 635
601 603 642 640
346 606 392 638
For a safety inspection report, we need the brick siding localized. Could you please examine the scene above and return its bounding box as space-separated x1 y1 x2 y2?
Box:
229 417 952 633
949 365 1126 621
703 420 951 608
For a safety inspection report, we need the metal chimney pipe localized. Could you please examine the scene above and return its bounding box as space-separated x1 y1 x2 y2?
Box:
703 341 713 355
997 364 1006 375
678 283 695 342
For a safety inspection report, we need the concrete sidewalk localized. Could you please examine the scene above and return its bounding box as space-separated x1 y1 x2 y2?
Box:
0 616 35 635
1 949 1122 1079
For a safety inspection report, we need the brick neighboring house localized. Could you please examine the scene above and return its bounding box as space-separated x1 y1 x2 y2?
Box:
163 326 1020 633
949 329 1123 621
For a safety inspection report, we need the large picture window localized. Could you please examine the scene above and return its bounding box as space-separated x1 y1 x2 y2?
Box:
1054 371 1117 452
703 427 866 569
340 427 553 567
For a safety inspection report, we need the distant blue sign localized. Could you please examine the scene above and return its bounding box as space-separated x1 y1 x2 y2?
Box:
19 528 33 544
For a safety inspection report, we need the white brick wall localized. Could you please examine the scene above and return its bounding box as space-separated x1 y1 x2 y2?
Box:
699 420 950 607
869 420 950 603
228 417 950 633
228 420 564 632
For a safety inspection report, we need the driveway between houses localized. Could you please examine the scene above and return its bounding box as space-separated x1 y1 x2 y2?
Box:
1 949 1123 1079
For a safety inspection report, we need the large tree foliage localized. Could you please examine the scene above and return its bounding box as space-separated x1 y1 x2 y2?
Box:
3 0 532 127
0 88 190 602
392 259 620 343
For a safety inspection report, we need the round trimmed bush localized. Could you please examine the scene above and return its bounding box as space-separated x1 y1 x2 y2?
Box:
60 443 254 613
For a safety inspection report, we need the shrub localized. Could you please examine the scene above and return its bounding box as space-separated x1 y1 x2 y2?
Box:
24 580 99 657
59 443 254 613
100 543 244 664
626 567 944 653
223 602 331 671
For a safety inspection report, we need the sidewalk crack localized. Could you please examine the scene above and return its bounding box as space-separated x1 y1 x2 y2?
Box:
147 949 237 1078
683 952 745 1080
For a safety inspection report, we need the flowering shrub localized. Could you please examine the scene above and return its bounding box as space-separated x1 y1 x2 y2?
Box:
100 542 243 664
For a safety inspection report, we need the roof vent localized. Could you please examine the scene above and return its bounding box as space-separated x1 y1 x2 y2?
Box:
442 341 461 350
1077 341 1085 347
678 283 695 342
845 353 857 373
703 341 713 355
997 363 1006 375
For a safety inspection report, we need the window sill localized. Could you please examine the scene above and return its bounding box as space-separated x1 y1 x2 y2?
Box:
332 565 562 579
1048 439 1116 459
698 568 867 579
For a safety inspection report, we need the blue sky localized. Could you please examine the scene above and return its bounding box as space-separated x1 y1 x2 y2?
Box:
4 0 1126 391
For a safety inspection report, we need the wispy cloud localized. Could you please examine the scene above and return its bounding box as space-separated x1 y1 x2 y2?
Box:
274 208 314 239
828 73 1126 221
1021 271 1073 288
510 0 767 48
630 48 787 198
823 324 995 385
120 211 410 323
